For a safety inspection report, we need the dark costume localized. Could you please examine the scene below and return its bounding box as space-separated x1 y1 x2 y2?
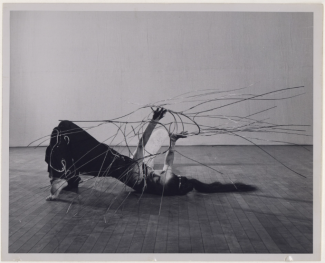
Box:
45 121 146 191
45 121 193 196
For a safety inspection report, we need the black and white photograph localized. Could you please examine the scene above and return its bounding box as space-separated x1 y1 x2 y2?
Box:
2 3 322 261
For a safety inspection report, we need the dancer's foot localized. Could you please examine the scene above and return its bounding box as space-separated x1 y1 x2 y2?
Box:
46 195 56 201
46 179 68 201
170 131 188 141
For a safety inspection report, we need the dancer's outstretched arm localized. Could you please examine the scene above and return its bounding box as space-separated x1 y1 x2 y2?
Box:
163 131 188 181
133 108 166 162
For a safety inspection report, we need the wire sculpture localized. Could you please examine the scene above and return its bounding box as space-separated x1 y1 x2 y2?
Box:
29 85 310 219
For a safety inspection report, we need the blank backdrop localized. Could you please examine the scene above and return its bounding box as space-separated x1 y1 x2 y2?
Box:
10 11 313 147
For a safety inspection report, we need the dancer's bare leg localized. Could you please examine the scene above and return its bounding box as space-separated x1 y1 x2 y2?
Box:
46 178 68 201
132 108 167 166
163 131 188 182
142 128 169 168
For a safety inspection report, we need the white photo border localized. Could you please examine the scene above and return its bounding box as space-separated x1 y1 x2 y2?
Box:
1 3 322 262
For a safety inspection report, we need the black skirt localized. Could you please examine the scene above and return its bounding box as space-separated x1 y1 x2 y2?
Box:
45 121 137 190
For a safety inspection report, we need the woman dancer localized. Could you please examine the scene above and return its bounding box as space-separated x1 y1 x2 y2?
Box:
45 108 252 200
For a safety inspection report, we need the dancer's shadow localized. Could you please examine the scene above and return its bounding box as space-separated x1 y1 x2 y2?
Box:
53 172 258 210
160 164 258 193
192 182 257 193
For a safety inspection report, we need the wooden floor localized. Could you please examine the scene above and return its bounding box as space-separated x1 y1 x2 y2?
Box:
9 146 313 254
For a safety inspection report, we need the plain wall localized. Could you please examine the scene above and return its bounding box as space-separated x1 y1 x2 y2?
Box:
10 11 313 146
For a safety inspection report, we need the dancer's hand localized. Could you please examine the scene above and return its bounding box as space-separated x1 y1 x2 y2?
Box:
152 107 167 121
170 131 188 141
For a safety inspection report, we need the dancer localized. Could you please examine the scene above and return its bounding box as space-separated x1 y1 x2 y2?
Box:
45 108 254 200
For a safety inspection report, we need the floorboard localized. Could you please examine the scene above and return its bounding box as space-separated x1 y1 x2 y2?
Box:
8 146 313 253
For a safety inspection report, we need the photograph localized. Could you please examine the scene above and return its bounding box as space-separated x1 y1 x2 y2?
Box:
2 3 322 261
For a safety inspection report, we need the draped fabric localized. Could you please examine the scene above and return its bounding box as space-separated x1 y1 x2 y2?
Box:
45 121 139 190
45 121 191 195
